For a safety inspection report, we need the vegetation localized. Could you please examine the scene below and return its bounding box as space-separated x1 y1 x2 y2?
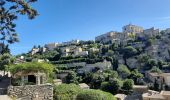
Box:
53 84 81 100
9 62 54 75
76 89 116 100
101 78 121 95
117 64 131 79
122 79 134 94
0 53 14 74
0 0 38 44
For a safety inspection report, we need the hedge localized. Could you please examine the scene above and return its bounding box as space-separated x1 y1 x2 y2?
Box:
53 84 81 100
76 89 116 100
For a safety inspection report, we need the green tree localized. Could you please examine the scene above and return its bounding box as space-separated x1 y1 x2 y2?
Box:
122 46 137 65
146 59 157 70
65 71 78 84
123 46 137 58
150 66 162 73
122 79 134 92
130 69 143 84
0 0 38 44
117 64 131 79
90 73 105 89
0 53 13 75
101 78 121 95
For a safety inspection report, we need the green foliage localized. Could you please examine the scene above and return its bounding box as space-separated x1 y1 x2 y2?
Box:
76 89 115 100
64 71 78 84
150 66 162 73
146 59 157 70
138 54 150 63
130 69 143 84
101 78 121 94
122 79 134 91
117 64 131 79
123 46 137 58
146 39 153 47
90 73 105 89
9 62 54 75
103 70 118 80
53 84 81 100
0 0 38 44
0 53 13 73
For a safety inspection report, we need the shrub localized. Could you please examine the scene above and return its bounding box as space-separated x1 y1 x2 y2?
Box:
100 79 121 95
76 89 115 100
53 84 81 100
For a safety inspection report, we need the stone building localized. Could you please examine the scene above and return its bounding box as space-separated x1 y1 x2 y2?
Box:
143 27 159 38
95 31 122 44
145 72 170 89
11 71 47 86
122 24 143 34
62 39 80 46
165 28 170 34
142 90 170 100
8 63 53 100
45 43 60 51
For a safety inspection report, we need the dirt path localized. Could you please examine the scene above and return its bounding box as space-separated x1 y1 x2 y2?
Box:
0 95 12 100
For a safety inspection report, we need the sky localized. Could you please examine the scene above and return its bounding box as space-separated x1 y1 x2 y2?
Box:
10 0 170 55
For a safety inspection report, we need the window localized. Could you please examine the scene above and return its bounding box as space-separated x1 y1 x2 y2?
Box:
28 75 36 84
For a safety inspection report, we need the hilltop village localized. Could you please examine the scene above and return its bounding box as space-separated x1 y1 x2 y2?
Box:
2 24 170 100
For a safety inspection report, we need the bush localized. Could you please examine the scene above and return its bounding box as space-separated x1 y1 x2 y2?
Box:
53 84 81 100
100 79 121 95
76 89 115 100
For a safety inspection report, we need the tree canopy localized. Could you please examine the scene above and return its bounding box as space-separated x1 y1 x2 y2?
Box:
9 62 54 75
0 0 38 44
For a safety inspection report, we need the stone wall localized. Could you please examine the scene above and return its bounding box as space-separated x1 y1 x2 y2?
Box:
7 84 53 100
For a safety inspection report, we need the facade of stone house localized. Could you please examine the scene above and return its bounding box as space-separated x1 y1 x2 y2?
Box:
95 31 122 45
78 60 112 72
62 39 80 46
142 90 170 100
45 43 59 51
145 72 170 89
122 24 144 34
8 71 53 100
11 71 47 86
31 48 40 55
143 27 159 38
165 28 170 34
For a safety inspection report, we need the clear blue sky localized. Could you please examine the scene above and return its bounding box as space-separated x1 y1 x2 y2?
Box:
10 0 170 55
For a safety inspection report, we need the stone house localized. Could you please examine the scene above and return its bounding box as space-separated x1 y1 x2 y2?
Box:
11 71 47 86
142 90 170 100
78 60 112 73
73 47 88 57
142 90 165 100
62 39 80 46
45 43 59 51
145 72 170 89
143 27 159 38
165 28 170 34
114 94 127 100
122 24 143 34
8 69 53 100
95 31 122 45
31 48 40 55
79 83 89 89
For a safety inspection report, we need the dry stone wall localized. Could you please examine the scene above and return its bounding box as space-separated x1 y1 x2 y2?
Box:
7 84 53 100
